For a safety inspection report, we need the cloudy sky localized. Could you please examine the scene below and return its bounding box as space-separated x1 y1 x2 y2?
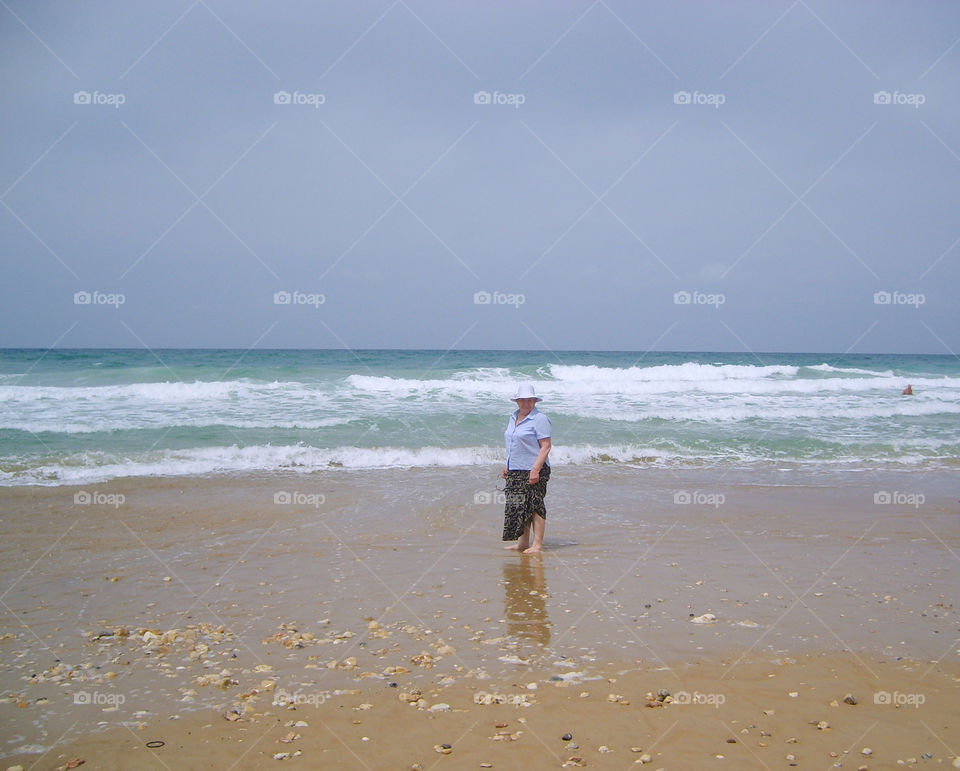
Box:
1 1 957 353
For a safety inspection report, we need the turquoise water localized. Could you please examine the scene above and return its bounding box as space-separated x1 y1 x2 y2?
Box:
1 349 958 485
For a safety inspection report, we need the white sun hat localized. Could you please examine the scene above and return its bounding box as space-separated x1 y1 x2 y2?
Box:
511 383 542 402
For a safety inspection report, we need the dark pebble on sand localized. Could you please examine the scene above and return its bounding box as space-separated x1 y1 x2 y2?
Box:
389 682 398 688
562 733 573 741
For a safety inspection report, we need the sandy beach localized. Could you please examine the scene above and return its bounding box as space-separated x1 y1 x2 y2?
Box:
1 466 958 769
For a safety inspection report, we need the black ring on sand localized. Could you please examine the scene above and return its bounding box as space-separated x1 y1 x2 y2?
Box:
145 740 165 749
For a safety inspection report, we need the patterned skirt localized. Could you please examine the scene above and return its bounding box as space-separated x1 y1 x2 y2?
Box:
502 465 550 541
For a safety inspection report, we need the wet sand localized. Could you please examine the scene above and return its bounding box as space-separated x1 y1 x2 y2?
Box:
1 466 958 768
7 653 960 770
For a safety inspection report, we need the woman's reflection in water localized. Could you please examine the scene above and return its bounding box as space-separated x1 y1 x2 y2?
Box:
502 555 551 647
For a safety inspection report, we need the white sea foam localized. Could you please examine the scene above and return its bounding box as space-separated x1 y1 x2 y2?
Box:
347 365 960 399
2 440 948 487
806 363 895 377
549 362 801 382
0 443 696 485
0 379 319 403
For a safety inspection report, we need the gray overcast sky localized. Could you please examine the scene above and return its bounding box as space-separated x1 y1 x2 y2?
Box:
1 1 958 353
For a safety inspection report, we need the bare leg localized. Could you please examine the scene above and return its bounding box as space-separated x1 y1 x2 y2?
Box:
504 519 532 550
522 514 545 554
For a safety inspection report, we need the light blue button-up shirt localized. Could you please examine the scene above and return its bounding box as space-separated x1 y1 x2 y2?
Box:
504 407 551 470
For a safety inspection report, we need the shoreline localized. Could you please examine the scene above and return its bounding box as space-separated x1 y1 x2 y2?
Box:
2 466 957 766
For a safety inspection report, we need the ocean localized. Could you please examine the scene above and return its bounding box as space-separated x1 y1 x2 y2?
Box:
1 349 957 486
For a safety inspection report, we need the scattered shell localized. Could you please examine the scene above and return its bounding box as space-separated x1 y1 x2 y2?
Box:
690 613 717 624
843 694 858 705
473 691 534 707
433 743 452 754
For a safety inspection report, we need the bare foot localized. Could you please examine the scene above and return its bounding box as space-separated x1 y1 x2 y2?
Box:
522 545 542 554
504 542 529 551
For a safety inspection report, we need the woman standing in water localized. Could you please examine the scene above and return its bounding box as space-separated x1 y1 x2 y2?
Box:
502 384 552 554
